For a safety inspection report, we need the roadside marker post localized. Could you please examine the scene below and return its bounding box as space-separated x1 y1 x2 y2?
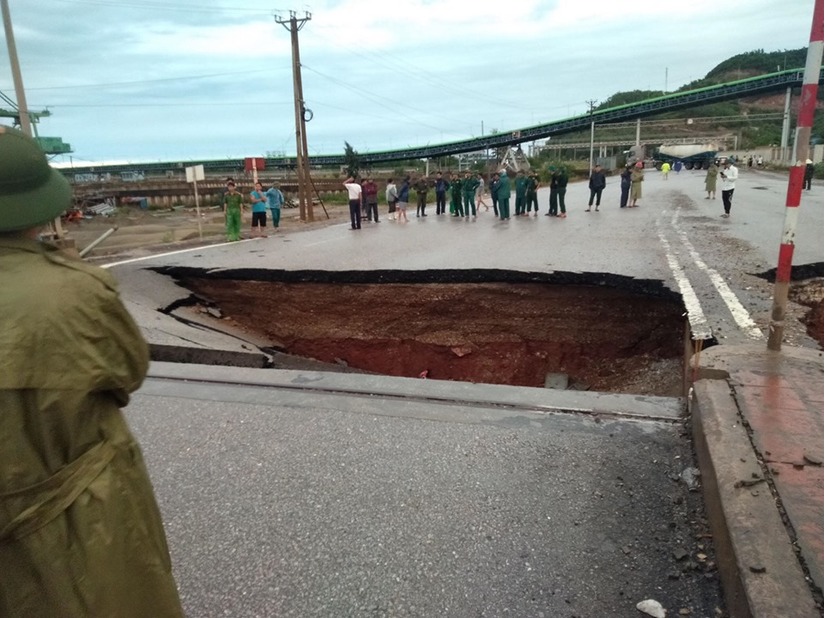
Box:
185 164 205 240
767 0 823 351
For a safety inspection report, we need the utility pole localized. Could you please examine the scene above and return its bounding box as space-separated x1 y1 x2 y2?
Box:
586 99 597 176
2 0 66 242
780 86 792 162
767 0 823 351
1 0 31 136
275 10 313 222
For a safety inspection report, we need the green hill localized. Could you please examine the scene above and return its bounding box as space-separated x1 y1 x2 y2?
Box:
589 48 822 149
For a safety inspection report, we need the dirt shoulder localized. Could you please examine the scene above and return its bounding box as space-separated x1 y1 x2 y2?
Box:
69 202 350 263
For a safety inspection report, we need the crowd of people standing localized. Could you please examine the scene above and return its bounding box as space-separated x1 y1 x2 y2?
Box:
220 155 814 240
346 168 581 229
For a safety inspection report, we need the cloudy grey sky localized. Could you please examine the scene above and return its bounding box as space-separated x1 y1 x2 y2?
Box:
0 0 816 164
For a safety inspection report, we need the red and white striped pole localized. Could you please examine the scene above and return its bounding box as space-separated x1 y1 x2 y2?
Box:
767 0 823 351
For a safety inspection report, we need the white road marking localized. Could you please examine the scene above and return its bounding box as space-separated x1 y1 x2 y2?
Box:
101 238 261 269
671 211 764 340
656 222 712 340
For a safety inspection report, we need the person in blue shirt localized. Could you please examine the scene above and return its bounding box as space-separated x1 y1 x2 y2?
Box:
249 182 268 238
264 182 285 231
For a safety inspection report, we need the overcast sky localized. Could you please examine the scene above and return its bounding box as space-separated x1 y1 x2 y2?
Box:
0 0 816 164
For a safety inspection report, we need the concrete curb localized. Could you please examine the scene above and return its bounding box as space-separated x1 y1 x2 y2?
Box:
691 379 819 618
147 361 685 421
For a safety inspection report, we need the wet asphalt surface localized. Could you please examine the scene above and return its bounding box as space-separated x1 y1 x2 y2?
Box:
127 373 722 618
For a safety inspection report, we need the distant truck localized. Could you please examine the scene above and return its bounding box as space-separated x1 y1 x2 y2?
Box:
653 144 718 170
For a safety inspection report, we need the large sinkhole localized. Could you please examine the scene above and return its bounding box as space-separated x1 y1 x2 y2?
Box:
156 268 689 397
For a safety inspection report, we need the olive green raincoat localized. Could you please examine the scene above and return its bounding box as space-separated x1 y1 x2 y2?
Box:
0 237 183 618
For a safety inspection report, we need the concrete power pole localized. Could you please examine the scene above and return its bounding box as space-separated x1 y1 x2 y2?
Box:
586 99 597 176
1 0 31 136
275 10 313 222
2 0 67 242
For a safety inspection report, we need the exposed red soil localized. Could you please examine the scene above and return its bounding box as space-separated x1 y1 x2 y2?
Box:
184 280 687 396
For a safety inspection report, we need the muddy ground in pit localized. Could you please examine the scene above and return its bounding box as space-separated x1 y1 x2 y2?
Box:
789 278 824 348
172 274 688 397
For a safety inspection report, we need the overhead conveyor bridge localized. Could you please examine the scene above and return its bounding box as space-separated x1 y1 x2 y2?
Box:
65 67 823 177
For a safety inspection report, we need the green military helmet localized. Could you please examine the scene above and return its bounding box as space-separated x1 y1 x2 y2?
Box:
0 125 72 231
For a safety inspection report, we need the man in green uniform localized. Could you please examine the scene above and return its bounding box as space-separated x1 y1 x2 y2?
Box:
514 170 528 216
0 127 183 617
497 169 511 220
222 180 244 241
450 173 463 216
547 165 569 218
461 171 479 218
414 175 429 217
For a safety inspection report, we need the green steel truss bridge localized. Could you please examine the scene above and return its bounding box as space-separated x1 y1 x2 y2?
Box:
66 67 823 178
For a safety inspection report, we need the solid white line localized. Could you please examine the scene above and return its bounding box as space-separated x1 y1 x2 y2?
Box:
671 211 763 340
656 224 712 340
100 238 261 269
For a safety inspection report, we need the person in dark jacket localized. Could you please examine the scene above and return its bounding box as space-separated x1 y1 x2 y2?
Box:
414 176 429 217
434 171 449 215
586 164 606 212
547 166 568 218
525 172 539 215
489 172 500 217
514 170 528 216
449 173 463 216
619 165 632 208
804 159 815 190
361 177 379 222
497 170 511 220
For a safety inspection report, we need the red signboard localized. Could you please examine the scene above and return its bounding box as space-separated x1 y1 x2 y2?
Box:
244 157 265 172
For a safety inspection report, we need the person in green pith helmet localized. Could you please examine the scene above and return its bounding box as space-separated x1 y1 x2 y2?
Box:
0 126 183 618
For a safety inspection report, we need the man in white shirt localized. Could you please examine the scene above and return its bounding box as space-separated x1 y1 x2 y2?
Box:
343 177 363 230
719 160 739 218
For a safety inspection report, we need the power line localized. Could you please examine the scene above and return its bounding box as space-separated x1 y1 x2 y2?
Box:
30 101 293 108
301 64 462 135
51 0 272 14
19 68 278 91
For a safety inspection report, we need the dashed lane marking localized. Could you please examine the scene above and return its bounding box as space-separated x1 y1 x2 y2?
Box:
671 211 763 340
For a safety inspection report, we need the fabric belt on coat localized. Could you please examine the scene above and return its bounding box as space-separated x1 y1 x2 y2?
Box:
0 440 116 543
